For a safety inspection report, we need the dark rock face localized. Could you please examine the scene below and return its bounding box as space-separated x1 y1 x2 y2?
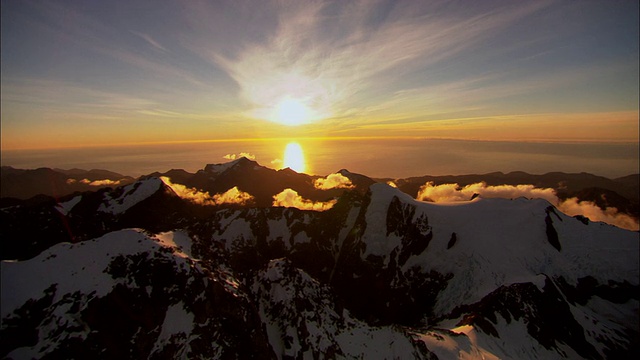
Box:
447 232 457 249
450 278 601 359
250 258 436 359
447 275 640 359
326 194 448 327
0 177 210 261
387 196 433 266
0 284 58 356
545 206 562 251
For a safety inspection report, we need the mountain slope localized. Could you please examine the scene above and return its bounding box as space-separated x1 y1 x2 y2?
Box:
1 177 195 260
1 229 274 359
189 184 639 358
1 167 638 359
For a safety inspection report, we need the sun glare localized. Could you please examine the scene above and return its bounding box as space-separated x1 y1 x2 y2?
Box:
283 142 306 173
274 97 312 126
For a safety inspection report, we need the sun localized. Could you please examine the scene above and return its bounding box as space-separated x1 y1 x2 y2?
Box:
274 97 312 126
283 142 306 173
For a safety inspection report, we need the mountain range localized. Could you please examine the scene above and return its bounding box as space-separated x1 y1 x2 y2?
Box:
2 160 638 220
1 158 638 359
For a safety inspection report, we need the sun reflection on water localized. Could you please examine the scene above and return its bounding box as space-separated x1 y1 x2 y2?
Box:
283 142 306 173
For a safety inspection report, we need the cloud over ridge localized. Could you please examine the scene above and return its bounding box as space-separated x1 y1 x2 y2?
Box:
272 188 336 211
314 173 355 190
417 181 638 231
223 152 256 160
161 177 254 206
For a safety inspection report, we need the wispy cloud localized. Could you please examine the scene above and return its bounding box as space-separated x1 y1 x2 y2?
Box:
204 1 549 125
351 111 640 142
271 158 283 167
272 188 336 211
1 78 157 111
4 0 636 147
130 31 168 52
14 1 213 92
417 182 639 231
314 173 354 190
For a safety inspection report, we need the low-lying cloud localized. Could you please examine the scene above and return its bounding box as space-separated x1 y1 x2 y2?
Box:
161 177 254 206
212 186 254 205
223 152 256 160
67 178 122 186
417 182 557 203
314 173 355 190
557 197 639 231
273 188 336 211
417 181 639 231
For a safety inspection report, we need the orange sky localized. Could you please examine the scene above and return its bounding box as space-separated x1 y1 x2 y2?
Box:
1 1 638 152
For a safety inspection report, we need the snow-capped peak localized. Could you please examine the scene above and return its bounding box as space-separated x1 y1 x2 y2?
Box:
97 177 164 214
203 157 259 175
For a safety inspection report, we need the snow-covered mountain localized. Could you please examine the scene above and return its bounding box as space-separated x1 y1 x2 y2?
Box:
1 229 273 359
1 162 638 359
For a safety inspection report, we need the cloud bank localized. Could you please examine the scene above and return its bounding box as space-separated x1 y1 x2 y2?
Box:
314 173 355 190
161 177 254 206
272 188 336 211
416 182 639 231
417 182 558 203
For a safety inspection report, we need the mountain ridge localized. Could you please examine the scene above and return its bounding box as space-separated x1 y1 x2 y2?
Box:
2 161 637 220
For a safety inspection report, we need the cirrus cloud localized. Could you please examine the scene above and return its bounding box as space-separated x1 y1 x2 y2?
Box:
205 1 549 127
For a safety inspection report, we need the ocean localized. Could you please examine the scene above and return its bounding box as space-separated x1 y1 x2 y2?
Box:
2 138 638 179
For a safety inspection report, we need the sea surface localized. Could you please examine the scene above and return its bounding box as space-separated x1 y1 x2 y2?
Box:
2 139 638 179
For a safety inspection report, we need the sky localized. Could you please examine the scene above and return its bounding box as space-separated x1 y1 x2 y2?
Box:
1 0 639 152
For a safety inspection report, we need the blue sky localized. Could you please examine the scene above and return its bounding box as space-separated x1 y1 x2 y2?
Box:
1 0 638 149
